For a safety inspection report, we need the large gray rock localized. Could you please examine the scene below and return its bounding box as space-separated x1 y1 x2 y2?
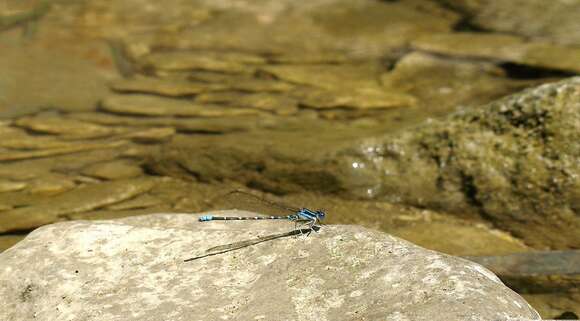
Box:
0 213 539 321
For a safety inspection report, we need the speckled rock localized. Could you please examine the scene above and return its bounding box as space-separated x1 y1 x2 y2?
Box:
0 213 540 321
334 77 580 249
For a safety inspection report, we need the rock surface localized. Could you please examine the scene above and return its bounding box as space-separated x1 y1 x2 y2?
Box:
441 0 580 46
334 77 580 249
0 213 540 321
412 33 580 73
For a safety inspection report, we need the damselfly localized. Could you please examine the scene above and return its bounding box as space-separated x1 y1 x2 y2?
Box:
183 189 326 262
198 189 326 230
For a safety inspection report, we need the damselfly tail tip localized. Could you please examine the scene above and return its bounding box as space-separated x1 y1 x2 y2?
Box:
199 215 214 222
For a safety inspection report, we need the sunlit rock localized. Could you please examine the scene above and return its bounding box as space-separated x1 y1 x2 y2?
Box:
0 213 540 321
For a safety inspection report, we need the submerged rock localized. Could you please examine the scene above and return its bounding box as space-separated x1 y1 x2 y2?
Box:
0 213 539 321
381 52 540 114
80 159 144 180
110 76 227 97
0 177 157 233
336 77 580 249
0 140 128 162
195 92 299 115
70 112 257 134
412 33 580 73
140 50 266 74
441 0 580 46
0 179 27 193
100 94 262 117
293 86 416 110
14 115 116 138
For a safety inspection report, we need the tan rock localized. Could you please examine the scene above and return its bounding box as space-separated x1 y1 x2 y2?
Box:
81 160 144 180
0 177 157 233
0 180 27 193
14 116 115 138
140 50 265 74
110 76 226 97
195 92 298 115
293 86 416 110
100 94 262 117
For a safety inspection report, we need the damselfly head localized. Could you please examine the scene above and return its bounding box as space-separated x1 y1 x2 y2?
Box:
315 210 326 220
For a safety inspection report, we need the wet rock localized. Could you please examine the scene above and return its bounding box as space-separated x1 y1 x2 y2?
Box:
441 0 580 46
266 51 353 64
28 175 76 195
0 126 84 150
188 72 295 93
412 33 580 73
381 52 541 114
110 76 227 97
105 194 163 211
260 63 384 90
334 78 580 249
70 112 256 133
0 213 539 321
0 134 79 150
14 115 115 138
147 126 361 194
293 86 416 110
138 0 458 59
195 92 299 115
0 140 128 162
140 50 265 75
0 177 157 233
121 127 176 144
0 179 27 193
259 63 417 110
100 94 262 117
81 160 144 180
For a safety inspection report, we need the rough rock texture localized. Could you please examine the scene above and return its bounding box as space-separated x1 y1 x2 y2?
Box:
0 213 539 321
335 77 580 249
440 0 580 46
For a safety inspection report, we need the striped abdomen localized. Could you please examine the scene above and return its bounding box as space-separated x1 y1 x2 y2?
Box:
199 215 294 222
